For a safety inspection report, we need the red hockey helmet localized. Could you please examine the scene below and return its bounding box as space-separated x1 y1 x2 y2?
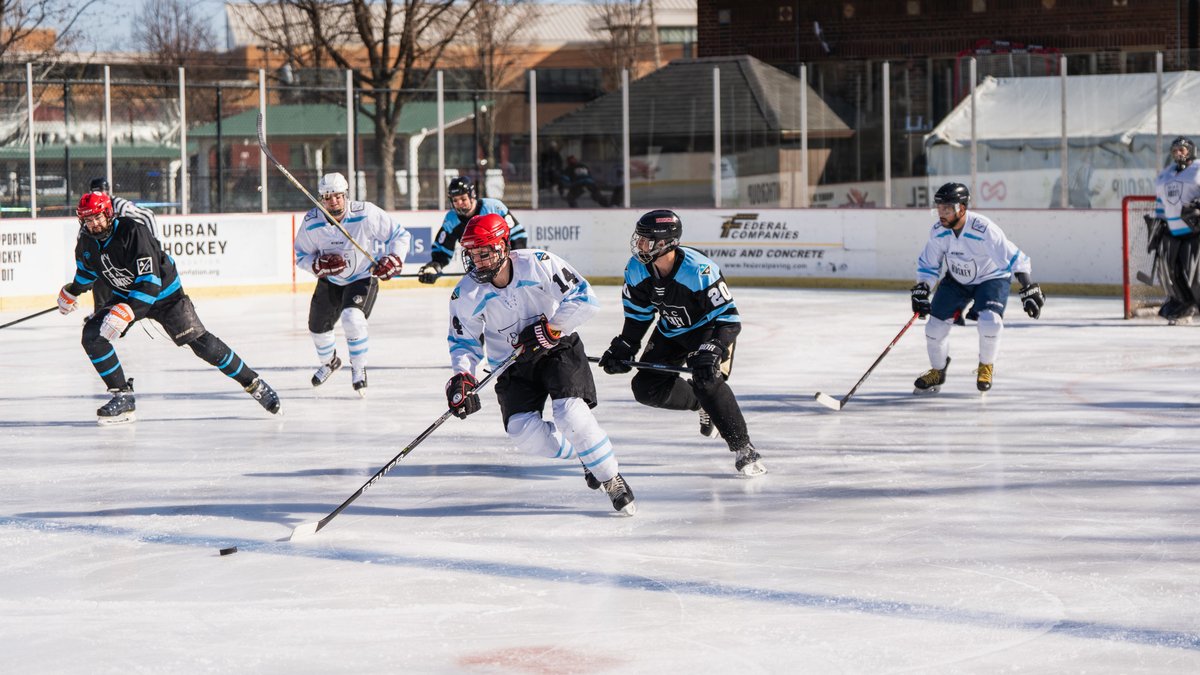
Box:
460 213 510 282
77 192 115 240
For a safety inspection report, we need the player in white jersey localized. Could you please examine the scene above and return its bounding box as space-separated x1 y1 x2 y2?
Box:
1150 137 1200 322
910 182 1045 394
293 172 411 396
445 213 636 515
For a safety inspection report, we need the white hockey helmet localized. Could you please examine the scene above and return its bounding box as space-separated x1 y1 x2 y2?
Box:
318 172 349 196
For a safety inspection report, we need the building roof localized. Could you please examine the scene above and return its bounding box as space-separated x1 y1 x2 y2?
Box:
538 55 852 138
188 101 480 138
224 1 695 50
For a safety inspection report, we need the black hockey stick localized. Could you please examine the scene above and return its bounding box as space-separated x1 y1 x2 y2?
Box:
0 306 56 330
586 355 692 375
814 312 919 411
289 349 522 540
255 112 378 267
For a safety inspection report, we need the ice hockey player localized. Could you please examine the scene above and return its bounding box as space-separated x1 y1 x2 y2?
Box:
417 175 527 284
910 182 1045 394
445 213 635 515
57 192 280 424
84 177 161 312
1150 136 1200 323
293 172 411 397
598 210 765 477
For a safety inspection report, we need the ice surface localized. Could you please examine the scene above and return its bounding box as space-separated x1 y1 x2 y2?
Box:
1 287 1198 672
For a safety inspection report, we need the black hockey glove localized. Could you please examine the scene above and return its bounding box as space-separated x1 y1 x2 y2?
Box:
1019 283 1045 319
512 317 562 362
910 282 931 318
446 372 481 418
417 262 442 284
598 336 637 375
687 340 727 388
1183 200 1200 234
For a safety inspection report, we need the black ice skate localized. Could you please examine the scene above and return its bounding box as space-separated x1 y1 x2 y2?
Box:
732 442 767 477
913 356 951 394
97 378 136 426
311 352 342 387
975 363 994 392
602 474 636 515
582 465 601 490
698 408 719 438
245 377 281 414
352 367 368 398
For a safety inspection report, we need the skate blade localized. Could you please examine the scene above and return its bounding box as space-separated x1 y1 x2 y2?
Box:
615 501 637 517
354 388 367 399
738 460 768 477
700 426 720 438
913 385 941 395
814 392 843 410
97 412 136 426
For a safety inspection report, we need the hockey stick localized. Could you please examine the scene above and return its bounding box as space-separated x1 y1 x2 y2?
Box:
289 349 522 540
255 112 378 267
586 355 692 374
0 306 56 330
814 312 919 411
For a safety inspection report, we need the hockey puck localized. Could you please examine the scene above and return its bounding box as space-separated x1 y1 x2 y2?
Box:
219 546 238 556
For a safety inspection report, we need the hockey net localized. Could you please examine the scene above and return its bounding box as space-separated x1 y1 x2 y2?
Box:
1122 195 1165 318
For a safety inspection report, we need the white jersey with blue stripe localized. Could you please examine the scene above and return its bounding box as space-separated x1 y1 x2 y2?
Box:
915 211 1031 287
1154 163 1200 236
447 249 598 374
294 200 411 285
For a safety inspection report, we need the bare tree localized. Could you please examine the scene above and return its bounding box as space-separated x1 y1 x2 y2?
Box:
590 0 661 92
0 0 100 64
457 0 536 185
244 0 482 208
132 0 217 67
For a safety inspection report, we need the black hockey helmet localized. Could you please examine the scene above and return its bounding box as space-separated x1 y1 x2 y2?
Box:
933 182 970 207
89 177 109 193
1170 136 1196 170
447 176 477 216
632 209 683 264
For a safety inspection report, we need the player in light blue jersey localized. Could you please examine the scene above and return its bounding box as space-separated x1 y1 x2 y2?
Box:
910 183 1044 394
417 176 527 284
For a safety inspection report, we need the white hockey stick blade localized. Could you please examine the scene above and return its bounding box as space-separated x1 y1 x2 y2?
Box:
814 392 844 411
289 521 319 540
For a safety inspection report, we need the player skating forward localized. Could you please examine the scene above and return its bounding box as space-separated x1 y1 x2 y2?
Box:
57 193 280 424
85 177 161 312
598 210 765 477
293 172 411 397
1150 137 1200 323
417 176 527 284
445 213 635 515
910 182 1045 394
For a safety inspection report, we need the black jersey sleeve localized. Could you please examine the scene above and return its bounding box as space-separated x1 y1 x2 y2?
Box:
66 238 98 296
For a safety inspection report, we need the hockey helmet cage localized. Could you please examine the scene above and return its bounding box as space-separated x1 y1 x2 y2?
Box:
318 172 349 196
460 213 510 283
1170 136 1196 170
632 209 683 264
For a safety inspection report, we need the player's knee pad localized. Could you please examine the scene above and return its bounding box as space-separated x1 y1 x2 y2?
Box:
630 370 674 407
339 307 368 340
185 331 224 361
505 412 574 460
925 316 953 340
551 397 603 441
975 309 1003 337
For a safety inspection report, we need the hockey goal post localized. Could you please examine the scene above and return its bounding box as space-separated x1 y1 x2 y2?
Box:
1122 195 1166 318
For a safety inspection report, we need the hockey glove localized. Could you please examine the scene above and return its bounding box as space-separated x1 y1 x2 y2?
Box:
910 282 931 318
372 254 404 280
513 317 562 362
57 285 78 315
446 372 481 419
99 303 134 342
687 340 727 388
598 336 637 375
417 262 442 284
1184 200 1200 234
312 253 347 279
1019 283 1045 319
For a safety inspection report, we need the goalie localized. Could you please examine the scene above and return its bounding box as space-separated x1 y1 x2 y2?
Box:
1149 136 1200 323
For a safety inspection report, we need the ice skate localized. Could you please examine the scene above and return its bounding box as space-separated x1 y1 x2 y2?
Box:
602 473 636 515
975 362 994 392
352 367 368 398
698 408 719 438
245 377 281 414
582 465 601 490
310 352 342 387
913 356 951 395
97 378 136 425
732 442 767 477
